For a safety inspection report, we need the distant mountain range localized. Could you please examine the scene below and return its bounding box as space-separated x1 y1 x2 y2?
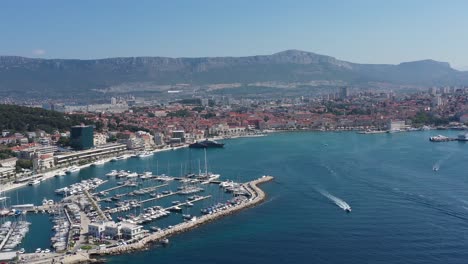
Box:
1 50 467 99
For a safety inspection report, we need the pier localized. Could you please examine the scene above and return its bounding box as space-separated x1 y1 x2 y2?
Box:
0 224 14 251
84 189 109 221
140 191 179 204
91 176 273 256
94 184 129 194
115 183 169 198
163 195 211 211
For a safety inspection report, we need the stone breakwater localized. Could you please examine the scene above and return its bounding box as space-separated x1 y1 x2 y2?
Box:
91 176 274 256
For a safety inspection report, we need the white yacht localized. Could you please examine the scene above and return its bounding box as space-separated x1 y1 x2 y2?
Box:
65 166 80 174
28 179 41 186
92 160 106 166
137 151 153 158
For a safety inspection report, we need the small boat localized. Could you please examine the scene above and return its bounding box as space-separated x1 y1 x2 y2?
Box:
160 238 169 245
29 179 41 186
17 248 25 254
345 207 352 213
92 160 106 166
137 151 153 158
65 166 80 174
54 170 66 177
35 248 41 253
169 206 182 212
182 214 192 220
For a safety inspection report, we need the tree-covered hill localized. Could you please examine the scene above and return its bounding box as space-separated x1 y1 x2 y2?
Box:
0 104 90 133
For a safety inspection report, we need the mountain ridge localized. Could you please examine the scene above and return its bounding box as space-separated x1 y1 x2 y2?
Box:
0 50 466 99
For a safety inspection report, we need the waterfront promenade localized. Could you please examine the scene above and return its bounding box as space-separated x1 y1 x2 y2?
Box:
91 176 273 256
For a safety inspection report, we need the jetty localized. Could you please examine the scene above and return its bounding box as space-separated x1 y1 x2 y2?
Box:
84 189 109 221
94 184 129 194
91 176 273 256
164 195 211 210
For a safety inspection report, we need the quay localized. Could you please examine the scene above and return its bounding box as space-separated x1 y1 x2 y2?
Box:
91 176 273 256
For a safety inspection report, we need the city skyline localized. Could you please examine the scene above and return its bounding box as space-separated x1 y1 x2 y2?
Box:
1 0 468 69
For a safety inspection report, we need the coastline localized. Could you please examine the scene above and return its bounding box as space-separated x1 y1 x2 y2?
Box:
0 134 268 195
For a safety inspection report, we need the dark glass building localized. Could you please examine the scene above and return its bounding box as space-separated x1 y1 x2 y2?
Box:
70 125 94 150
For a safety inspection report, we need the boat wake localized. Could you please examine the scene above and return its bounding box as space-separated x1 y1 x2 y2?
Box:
317 189 351 212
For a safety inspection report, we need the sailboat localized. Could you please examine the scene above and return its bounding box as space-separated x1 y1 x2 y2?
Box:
198 149 220 184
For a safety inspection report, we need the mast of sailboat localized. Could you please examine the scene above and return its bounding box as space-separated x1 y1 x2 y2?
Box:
188 149 192 174
198 159 201 176
204 148 208 176
156 160 159 176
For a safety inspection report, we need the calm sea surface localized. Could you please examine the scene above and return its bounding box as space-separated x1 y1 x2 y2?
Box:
5 131 468 264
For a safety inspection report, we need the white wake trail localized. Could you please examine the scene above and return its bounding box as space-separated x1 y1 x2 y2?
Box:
318 189 351 211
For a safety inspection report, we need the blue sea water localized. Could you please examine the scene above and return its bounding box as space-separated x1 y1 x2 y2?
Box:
5 131 468 264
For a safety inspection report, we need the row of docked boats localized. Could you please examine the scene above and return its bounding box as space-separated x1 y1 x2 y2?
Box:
178 185 204 195
50 209 69 252
55 178 106 196
54 165 80 177
107 200 143 213
219 180 249 195
0 220 31 251
200 196 249 215
119 206 170 225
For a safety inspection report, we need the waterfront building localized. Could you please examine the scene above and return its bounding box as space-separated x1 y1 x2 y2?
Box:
54 143 126 166
18 145 57 160
93 133 107 146
125 137 145 150
88 221 111 238
120 223 145 240
34 154 55 170
0 157 17 167
387 120 407 131
172 130 186 143
0 166 16 183
70 125 94 150
153 133 165 146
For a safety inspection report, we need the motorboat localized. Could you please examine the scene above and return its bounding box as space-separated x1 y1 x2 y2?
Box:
28 179 41 186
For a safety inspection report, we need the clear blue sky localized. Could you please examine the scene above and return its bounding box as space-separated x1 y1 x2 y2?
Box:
1 0 468 68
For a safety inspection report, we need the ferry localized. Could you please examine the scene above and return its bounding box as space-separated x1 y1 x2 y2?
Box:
189 139 224 149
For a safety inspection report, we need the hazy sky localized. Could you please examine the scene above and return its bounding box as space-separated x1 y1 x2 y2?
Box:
1 0 467 68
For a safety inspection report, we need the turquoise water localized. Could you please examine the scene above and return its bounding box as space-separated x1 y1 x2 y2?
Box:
5 131 468 263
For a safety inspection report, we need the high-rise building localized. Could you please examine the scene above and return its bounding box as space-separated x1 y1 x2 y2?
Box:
339 87 349 99
70 125 94 150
